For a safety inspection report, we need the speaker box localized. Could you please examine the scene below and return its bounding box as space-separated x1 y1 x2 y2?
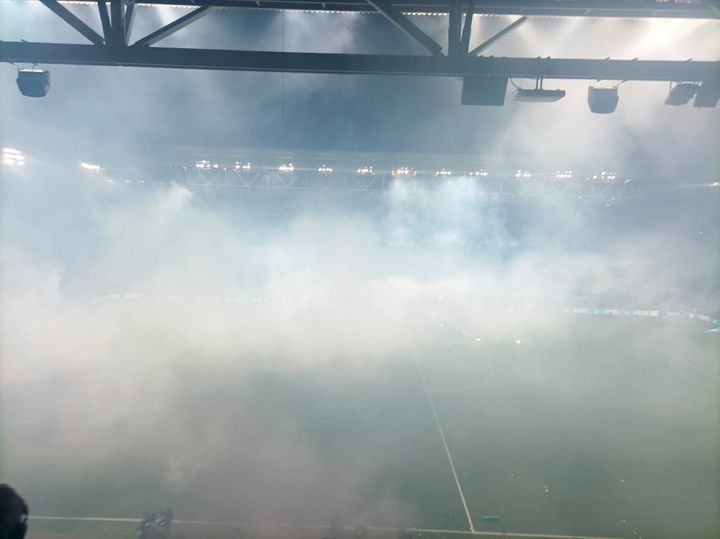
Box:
461 77 508 106
693 80 720 108
587 87 618 114
665 83 699 106
16 69 50 97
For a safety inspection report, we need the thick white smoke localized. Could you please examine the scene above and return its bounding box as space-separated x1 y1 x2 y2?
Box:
0 5 718 534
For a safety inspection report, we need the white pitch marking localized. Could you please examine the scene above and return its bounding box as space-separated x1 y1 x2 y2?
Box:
639 339 719 386
30 516 139 523
29 516 628 539
414 354 476 533
671 358 719 380
669 360 719 387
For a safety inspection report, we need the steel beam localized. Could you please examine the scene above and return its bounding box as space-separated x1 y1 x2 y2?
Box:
97 0 111 41
133 6 216 47
38 0 720 19
125 1 137 43
38 0 105 45
366 0 443 56
2 42 719 83
108 0 126 45
448 0 462 57
460 0 474 54
470 16 527 56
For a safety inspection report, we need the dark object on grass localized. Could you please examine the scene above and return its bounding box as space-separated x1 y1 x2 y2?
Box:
139 508 173 539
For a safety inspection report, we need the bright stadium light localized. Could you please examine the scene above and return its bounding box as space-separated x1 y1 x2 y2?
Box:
356 166 374 175
515 169 531 179
233 161 251 171
278 163 294 173
435 168 452 176
591 171 619 183
195 159 215 169
555 170 573 179
469 169 488 177
79 161 102 173
2 147 25 166
318 164 333 173
392 166 415 177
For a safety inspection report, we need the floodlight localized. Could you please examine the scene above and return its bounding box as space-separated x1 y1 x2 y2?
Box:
588 86 619 114
665 83 699 106
514 88 566 103
597 171 616 182
392 166 414 177
16 68 50 97
79 161 103 173
2 148 25 167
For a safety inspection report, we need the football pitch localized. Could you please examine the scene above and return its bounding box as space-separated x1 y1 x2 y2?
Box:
15 315 720 539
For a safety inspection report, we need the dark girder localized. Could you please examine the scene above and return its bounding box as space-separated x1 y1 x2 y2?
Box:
1 41 718 83
133 6 216 47
37 0 105 45
366 0 443 55
38 0 720 19
97 1 112 41
470 16 527 56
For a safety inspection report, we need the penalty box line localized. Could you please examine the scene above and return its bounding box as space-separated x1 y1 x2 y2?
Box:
413 353 476 533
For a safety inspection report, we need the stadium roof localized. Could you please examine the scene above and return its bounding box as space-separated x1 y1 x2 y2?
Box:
52 0 720 19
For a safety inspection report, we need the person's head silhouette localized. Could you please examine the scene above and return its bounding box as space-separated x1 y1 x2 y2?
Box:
0 485 28 539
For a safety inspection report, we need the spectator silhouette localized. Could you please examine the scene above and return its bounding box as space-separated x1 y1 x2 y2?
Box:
0 485 27 539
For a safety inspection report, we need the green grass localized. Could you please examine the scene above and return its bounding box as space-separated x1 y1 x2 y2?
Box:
13 316 720 539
